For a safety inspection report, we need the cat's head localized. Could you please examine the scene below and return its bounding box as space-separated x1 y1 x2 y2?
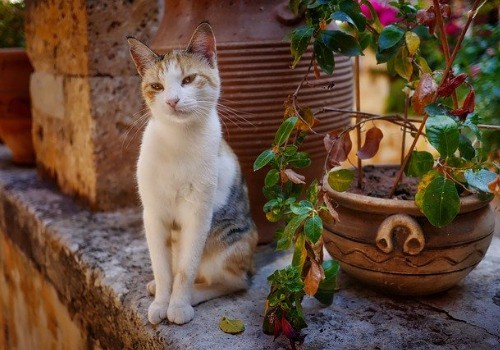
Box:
127 22 220 123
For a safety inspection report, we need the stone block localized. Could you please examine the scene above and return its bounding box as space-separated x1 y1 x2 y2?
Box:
26 0 158 210
29 72 65 120
32 75 144 210
25 0 159 77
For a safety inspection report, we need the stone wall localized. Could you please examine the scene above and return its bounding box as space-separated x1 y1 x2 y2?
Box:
25 0 160 210
0 234 89 350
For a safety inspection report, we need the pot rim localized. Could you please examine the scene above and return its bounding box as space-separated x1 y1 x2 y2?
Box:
327 188 491 216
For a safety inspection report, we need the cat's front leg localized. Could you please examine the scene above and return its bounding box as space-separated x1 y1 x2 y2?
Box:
143 210 172 324
167 197 213 325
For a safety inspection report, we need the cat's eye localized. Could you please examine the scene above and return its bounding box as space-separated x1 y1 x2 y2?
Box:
182 74 196 85
150 83 164 91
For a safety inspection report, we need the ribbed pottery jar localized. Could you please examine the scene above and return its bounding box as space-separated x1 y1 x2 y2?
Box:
154 0 353 243
323 186 495 296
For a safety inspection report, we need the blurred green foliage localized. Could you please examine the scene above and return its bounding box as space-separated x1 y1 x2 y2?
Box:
0 1 25 48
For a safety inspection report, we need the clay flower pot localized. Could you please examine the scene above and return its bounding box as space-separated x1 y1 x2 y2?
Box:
0 48 35 165
153 0 353 243
323 181 495 296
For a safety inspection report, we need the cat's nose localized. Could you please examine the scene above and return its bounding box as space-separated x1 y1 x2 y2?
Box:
166 98 180 108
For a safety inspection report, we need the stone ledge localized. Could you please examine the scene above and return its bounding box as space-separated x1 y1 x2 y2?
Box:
0 146 499 349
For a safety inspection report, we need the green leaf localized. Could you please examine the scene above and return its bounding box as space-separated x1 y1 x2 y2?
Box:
376 41 401 64
314 260 340 305
292 233 306 268
424 103 450 117
253 149 275 171
394 47 413 81
291 27 313 67
288 151 311 168
378 25 405 50
405 151 434 177
306 179 320 203
290 202 313 215
264 169 280 187
304 214 323 243
426 115 459 158
464 169 498 193
421 175 460 227
219 317 245 334
339 0 367 31
330 11 357 29
284 213 309 238
274 116 298 146
415 170 440 211
458 135 475 160
320 30 362 57
314 39 335 75
327 169 354 192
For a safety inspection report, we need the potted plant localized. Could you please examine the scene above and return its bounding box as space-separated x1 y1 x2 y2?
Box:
254 0 499 347
0 0 35 165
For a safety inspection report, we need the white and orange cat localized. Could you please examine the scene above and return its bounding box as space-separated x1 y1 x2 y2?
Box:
127 23 258 325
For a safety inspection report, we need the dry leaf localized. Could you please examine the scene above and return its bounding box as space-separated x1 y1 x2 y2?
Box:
304 260 325 296
488 176 500 195
324 131 352 168
283 168 306 184
296 107 319 132
356 126 384 160
323 193 340 223
219 317 245 334
412 73 438 114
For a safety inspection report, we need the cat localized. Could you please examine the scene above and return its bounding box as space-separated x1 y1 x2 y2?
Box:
127 22 258 325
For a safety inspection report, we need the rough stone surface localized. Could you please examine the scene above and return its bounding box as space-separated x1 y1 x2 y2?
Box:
0 147 499 349
25 0 159 76
25 0 158 210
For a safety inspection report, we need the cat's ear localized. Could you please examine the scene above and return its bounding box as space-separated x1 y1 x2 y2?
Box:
127 37 159 77
186 22 217 68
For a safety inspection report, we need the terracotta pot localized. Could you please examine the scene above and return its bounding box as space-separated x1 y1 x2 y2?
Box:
154 0 353 243
0 48 35 165
323 181 495 296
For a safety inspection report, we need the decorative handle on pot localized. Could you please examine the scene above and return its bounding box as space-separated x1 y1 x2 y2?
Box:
375 214 425 255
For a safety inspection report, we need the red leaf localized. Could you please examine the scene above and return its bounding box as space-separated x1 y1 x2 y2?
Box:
438 73 468 97
450 89 475 120
283 169 306 184
324 131 352 168
412 73 438 114
439 4 451 18
303 260 325 296
356 126 384 160
417 8 436 35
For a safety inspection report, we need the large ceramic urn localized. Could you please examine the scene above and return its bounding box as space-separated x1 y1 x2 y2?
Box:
153 0 353 243
323 188 495 296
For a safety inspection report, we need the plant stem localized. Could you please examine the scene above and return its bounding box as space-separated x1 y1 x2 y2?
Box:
431 0 459 109
401 93 409 166
387 0 482 198
354 56 363 188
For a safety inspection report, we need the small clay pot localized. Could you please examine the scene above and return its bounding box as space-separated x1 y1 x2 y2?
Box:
323 179 495 296
0 48 35 165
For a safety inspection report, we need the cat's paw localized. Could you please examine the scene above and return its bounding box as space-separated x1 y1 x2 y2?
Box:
147 280 156 296
167 303 194 325
148 300 169 324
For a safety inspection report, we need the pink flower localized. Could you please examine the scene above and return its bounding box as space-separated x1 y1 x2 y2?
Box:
361 0 398 26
